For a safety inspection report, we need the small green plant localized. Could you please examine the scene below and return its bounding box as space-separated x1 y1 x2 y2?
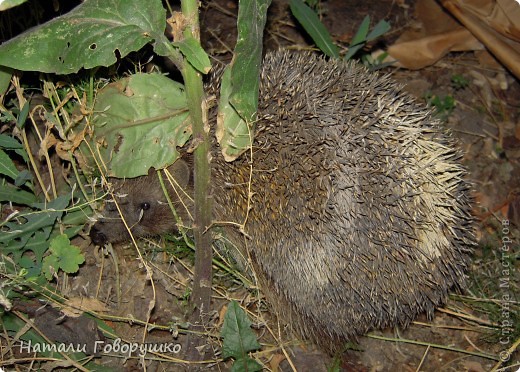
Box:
221 300 262 371
289 0 390 62
0 127 90 366
465 239 520 347
1 136 76 275
342 15 390 61
42 234 85 281
0 70 95 368
425 92 456 121
0 92 89 279
359 51 393 70
451 74 469 90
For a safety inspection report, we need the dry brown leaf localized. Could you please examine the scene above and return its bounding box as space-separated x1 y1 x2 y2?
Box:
388 0 483 69
388 28 482 69
387 0 520 77
62 297 110 317
269 353 286 371
442 0 520 78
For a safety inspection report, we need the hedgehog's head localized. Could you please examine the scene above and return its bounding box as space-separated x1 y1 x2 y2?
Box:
89 159 193 246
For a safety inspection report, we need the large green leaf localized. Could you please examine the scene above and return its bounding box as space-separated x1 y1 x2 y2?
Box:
216 0 271 161
229 0 271 119
0 0 28 11
0 0 168 74
87 73 191 178
216 67 249 162
221 301 261 362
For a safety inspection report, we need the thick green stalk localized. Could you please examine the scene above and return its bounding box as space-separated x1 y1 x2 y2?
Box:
179 0 213 355
183 64 212 313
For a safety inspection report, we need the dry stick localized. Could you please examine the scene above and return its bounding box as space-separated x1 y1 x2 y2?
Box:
179 0 214 361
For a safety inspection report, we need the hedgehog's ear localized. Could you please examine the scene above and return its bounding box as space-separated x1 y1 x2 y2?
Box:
168 159 191 189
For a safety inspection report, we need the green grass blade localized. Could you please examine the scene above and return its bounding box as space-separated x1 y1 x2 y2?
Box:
367 19 391 41
289 0 339 58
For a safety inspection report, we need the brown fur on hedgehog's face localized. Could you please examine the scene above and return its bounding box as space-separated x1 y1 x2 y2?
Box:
89 159 193 246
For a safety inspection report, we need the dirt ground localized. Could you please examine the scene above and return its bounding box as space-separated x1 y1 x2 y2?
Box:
3 0 519 370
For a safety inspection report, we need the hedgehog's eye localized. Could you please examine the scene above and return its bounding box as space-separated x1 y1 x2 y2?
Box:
141 202 150 211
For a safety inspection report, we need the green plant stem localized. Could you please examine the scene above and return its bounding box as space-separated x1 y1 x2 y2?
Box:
179 0 213 358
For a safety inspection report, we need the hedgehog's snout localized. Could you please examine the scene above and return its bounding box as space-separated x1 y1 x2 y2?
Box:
89 225 108 246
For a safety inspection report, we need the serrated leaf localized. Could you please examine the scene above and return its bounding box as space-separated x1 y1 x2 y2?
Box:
49 234 85 274
0 195 70 262
88 73 191 177
231 357 263 372
173 36 211 74
289 0 339 58
42 254 60 281
27 232 84 281
221 301 261 360
0 0 167 74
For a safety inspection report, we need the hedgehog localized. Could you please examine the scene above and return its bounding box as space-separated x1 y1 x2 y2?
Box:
89 50 475 349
